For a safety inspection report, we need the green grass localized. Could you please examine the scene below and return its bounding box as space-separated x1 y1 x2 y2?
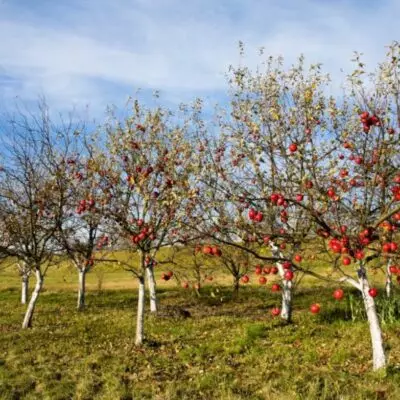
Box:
1 277 400 399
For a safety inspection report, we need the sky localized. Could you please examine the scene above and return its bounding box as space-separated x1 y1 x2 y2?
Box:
0 0 399 122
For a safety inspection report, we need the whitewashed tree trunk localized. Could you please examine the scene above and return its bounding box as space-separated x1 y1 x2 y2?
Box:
135 276 145 346
385 260 392 298
77 268 87 310
146 265 158 313
359 273 386 370
22 269 43 329
21 274 30 305
270 243 292 322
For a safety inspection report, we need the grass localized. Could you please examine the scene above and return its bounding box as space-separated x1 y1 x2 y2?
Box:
1 261 400 399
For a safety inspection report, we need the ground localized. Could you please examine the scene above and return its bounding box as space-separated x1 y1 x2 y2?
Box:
0 263 400 399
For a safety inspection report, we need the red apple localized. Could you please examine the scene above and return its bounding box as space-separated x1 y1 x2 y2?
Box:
254 212 264 222
248 208 256 220
368 288 378 297
241 275 250 284
389 265 398 274
271 307 281 316
289 143 298 153
333 289 344 300
271 283 281 292
259 276 267 285
202 246 213 255
310 303 321 314
255 265 262 275
294 254 302 263
342 256 351 266
284 270 294 281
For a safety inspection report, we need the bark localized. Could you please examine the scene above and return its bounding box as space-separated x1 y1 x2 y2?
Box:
233 277 240 298
135 276 146 346
385 260 392 298
270 243 292 322
359 275 386 370
22 269 43 329
146 265 158 313
21 274 29 305
77 268 87 310
280 278 293 322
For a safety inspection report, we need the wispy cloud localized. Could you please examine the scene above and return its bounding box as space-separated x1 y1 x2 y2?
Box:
0 0 399 117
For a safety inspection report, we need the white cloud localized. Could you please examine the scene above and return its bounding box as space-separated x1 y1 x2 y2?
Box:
0 0 399 116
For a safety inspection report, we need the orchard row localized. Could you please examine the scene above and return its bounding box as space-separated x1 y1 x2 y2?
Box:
1 41 400 372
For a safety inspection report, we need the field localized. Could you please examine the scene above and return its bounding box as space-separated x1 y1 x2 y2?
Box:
1 262 400 400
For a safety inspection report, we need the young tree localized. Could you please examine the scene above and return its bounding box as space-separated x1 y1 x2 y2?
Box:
196 41 400 370
0 103 69 328
56 134 113 310
99 98 196 345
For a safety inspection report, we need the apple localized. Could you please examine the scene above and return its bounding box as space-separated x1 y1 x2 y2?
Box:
368 288 378 297
289 143 298 153
271 307 281 316
355 250 365 260
241 275 250 284
254 212 264 222
342 256 351 266
259 276 267 285
333 289 344 300
211 246 222 256
202 246 213 255
389 265 398 274
270 193 279 203
263 236 271 244
271 266 279 274
271 283 281 292
296 193 304 202
310 303 321 314
284 270 294 281
255 265 262 275
263 267 271 274
248 208 256 220
282 261 292 270
294 254 302 263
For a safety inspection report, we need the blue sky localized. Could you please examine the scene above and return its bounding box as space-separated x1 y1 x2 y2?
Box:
0 0 399 121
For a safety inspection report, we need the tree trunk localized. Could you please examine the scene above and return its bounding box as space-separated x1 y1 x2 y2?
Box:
359 275 386 370
77 268 87 310
146 265 158 313
21 274 29 305
22 269 43 329
233 276 240 298
135 276 146 346
281 279 293 322
271 243 293 322
385 260 392 298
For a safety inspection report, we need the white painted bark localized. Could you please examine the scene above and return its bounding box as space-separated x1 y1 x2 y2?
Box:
17 262 31 305
270 243 292 322
21 274 29 305
22 269 43 329
77 269 87 310
385 260 392 298
359 274 386 370
135 277 145 346
146 265 158 313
